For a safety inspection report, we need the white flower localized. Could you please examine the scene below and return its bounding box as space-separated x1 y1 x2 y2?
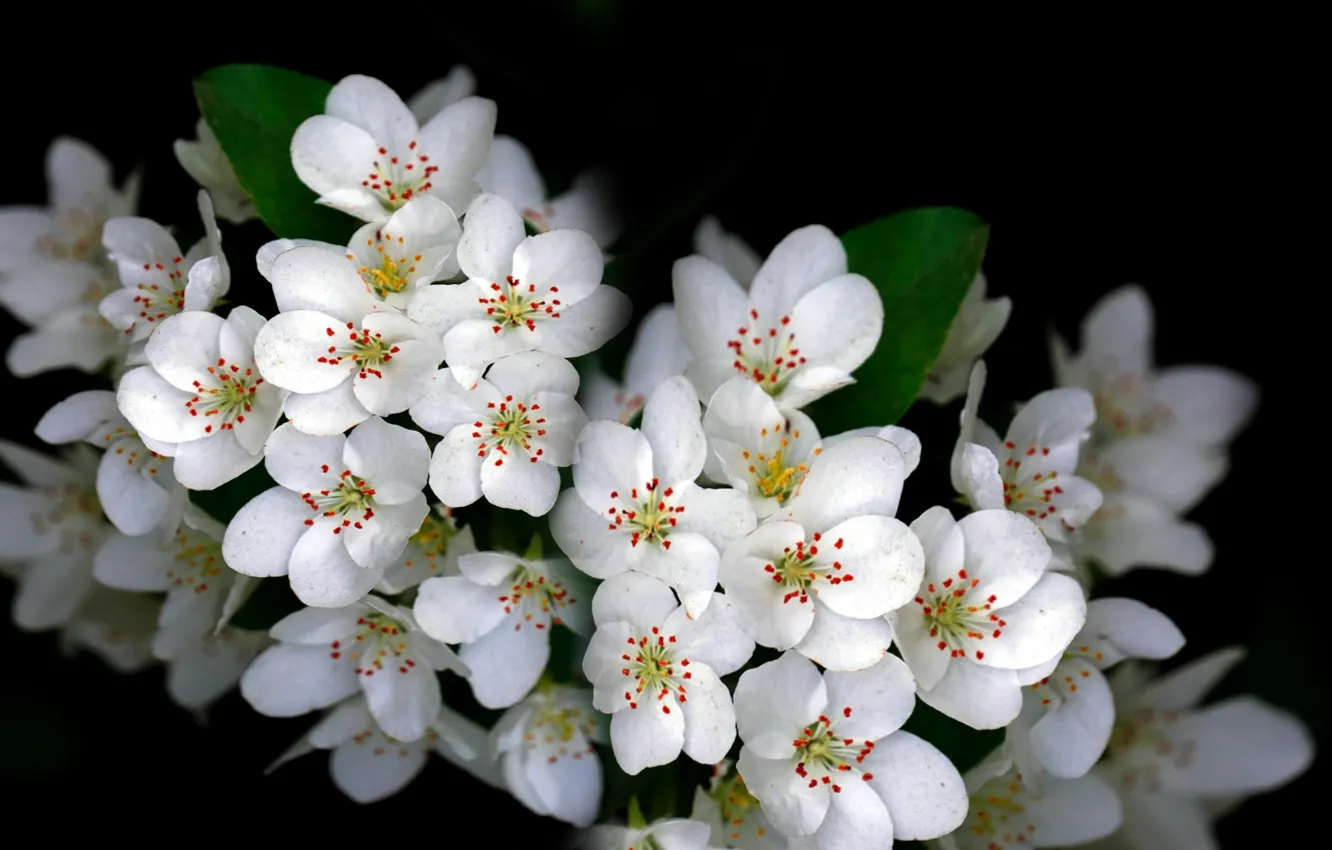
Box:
174 118 254 224
376 505 476 595
720 435 924 673
693 216 761 289
476 135 621 249
0 440 107 630
733 651 968 849
888 508 1086 730
241 595 465 742
166 628 269 713
267 694 482 804
222 417 430 608
583 818 715 850
551 376 756 617
253 243 449 436
938 747 1123 850
411 351 588 517
35 389 182 536
702 377 823 519
1005 598 1185 783
920 273 1011 406
950 362 1104 545
690 760 787 850
492 684 608 826
99 190 228 343
1092 647 1314 850
58 586 159 674
408 193 632 388
116 306 285 490
583 572 754 775
291 73 496 223
407 65 478 124
580 303 689 424
413 549 593 708
672 224 882 411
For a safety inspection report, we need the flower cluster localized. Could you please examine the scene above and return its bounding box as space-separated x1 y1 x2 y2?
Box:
0 65 1310 849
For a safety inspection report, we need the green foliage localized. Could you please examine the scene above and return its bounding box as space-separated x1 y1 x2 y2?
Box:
193 64 351 244
806 207 990 431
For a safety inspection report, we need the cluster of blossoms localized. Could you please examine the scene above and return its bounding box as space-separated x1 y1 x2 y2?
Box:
0 66 1312 849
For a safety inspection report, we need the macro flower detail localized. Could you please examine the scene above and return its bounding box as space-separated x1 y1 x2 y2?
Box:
222 417 429 607
292 73 497 223
407 192 632 388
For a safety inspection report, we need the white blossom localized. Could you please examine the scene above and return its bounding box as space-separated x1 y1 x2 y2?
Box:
408 193 631 388
174 118 254 224
920 273 1011 406
241 595 465 742
414 549 593 708
551 376 756 617
673 224 882 411
690 760 787 849
888 508 1086 730
584 572 754 775
581 303 690 424
411 351 588 517
492 684 608 826
720 435 924 672
292 73 496 223
733 651 968 849
222 417 429 607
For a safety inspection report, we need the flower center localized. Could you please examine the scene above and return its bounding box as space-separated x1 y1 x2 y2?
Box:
127 255 189 332
962 776 1035 848
316 322 401 379
618 625 690 713
914 568 1004 660
1088 370 1173 444
184 357 265 435
164 528 225 595
728 307 806 394
350 233 425 300
741 419 812 504
471 394 548 467
791 710 875 792
399 509 459 575
709 770 770 843
1105 708 1197 794
762 533 854 604
35 205 107 264
998 440 1069 524
27 482 102 552
482 275 562 334
301 469 377 533
327 612 416 677
361 143 438 211
498 562 578 629
605 479 684 549
525 698 598 763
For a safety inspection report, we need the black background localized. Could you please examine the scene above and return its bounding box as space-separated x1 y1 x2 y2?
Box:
0 6 1314 845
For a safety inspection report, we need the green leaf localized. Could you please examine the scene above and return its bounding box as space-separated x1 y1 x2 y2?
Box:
627 795 648 829
193 64 351 243
805 207 989 431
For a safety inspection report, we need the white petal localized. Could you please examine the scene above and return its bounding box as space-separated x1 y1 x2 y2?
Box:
624 303 691 399
678 484 758 553
813 515 924 618
796 603 895 672
116 366 205 444
749 224 847 319
35 389 119 444
442 317 542 384
269 605 363 644
862 731 969 841
662 591 755 675
801 774 893 850
1111 791 1217 850
1026 660 1115 779
474 135 545 209
1021 772 1123 845
610 695 685 775
253 310 358 394
481 450 561 516
239 643 358 716
7 308 120 376
1123 646 1247 713
734 650 827 759
1077 284 1154 378
288 519 385 607
591 571 679 632
460 617 550 709
361 643 442 742
290 116 383 211
330 730 429 803
412 575 507 644
486 349 582 398
255 238 343 282
221 487 309 577
96 441 172 535
408 366 493 435
672 255 749 361
522 740 603 827
92 530 171 591
456 193 525 281
719 522 816 651
679 663 736 765
786 436 905 532
822 653 916 741
325 74 419 153
787 274 883 376
957 510 1050 604
549 488 627 579
428 425 485 507
417 96 497 196
344 415 430 503
737 748 830 837
512 228 604 306
918 661 1022 730
405 281 479 338
877 425 922 477
635 532 719 618
980 572 1086 670
1152 365 1258 447
1081 597 1185 665
1155 696 1315 796
537 285 633 359
264 423 344 494
14 549 94 630
957 443 1005 509
573 420 653 512
343 496 427 570
641 376 707 485
692 216 761 287
171 431 264 491
283 380 371 436
1006 388 1096 455
267 245 375 319
1092 435 1226 513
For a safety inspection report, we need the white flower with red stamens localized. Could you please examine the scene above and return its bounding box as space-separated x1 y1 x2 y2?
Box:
291 74 496 223
938 747 1123 850
222 417 430 608
1090 648 1313 850
693 216 762 290
0 441 108 631
733 651 968 849
407 193 632 388
951 362 1104 548
583 818 716 850
174 118 254 224
116 306 285 491
413 549 593 708
672 224 882 412
888 508 1086 730
702 377 823 518
583 572 754 775
410 351 588 517
407 65 478 124
493 684 608 826
920 273 1012 406
35 389 182 536
580 303 690 424
267 694 483 804
689 759 787 850
1005 597 1184 785
240 595 465 742
375 505 476 595
550 376 756 618
252 244 447 436
99 190 228 343
720 435 922 673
